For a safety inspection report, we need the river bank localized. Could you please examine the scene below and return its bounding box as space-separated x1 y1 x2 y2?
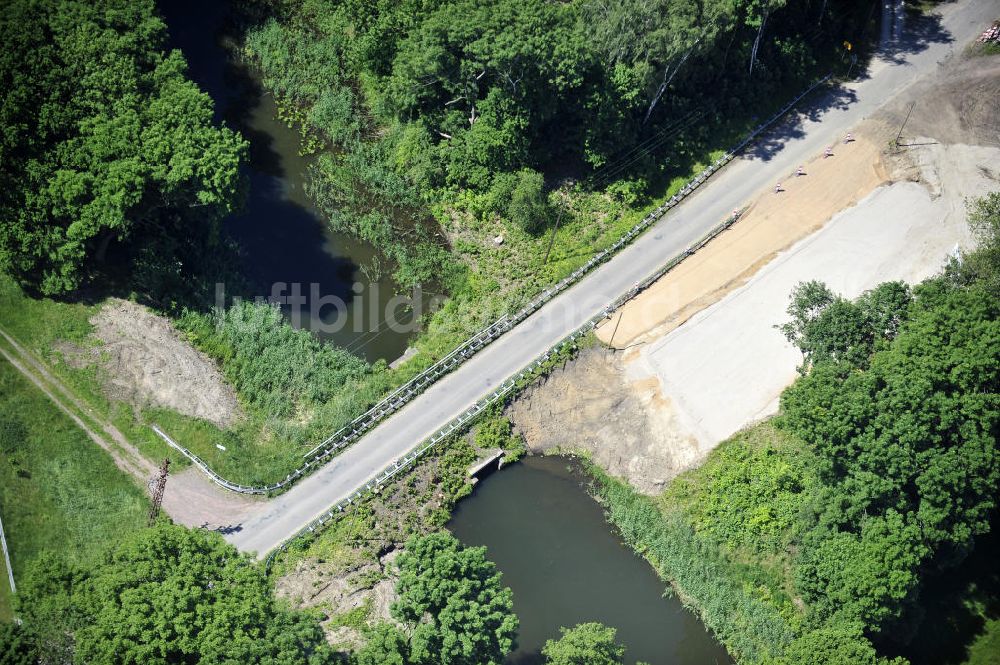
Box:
158 0 416 363
498 31 1000 665
449 456 732 665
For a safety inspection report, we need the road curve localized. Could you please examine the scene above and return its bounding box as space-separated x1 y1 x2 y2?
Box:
226 0 994 557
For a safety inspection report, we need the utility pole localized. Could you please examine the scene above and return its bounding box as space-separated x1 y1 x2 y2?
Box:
894 101 915 150
606 310 625 351
148 458 170 526
542 191 567 266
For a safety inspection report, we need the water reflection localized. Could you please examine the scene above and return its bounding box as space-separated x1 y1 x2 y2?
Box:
449 456 732 665
159 0 415 362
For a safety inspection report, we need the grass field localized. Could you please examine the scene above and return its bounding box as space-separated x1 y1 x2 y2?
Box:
0 275 204 470
0 534 12 622
0 359 148 619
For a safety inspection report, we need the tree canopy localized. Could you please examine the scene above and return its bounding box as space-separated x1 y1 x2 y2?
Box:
541 622 627 665
243 0 875 285
355 531 518 665
4 523 334 664
0 0 246 296
776 198 1000 636
596 194 1000 662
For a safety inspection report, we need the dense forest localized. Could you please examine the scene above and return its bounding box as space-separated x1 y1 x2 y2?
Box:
1 0 878 299
0 0 246 302
241 0 875 288
599 193 1000 664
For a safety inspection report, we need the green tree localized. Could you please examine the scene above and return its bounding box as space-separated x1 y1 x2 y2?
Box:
779 280 911 371
779 281 836 345
0 622 35 665
964 191 1000 292
768 622 905 665
507 169 551 234
0 0 246 296
795 511 927 629
541 622 625 665
392 532 518 665
354 623 410 665
10 524 334 664
780 278 1000 635
10 554 85 664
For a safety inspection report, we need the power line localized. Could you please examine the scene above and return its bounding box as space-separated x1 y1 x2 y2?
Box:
586 109 702 188
590 110 706 188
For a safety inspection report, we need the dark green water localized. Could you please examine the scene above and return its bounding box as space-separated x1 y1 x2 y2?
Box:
160 0 416 363
449 456 732 665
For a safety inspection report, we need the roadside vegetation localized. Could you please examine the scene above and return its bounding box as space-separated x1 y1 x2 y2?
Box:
239 0 873 289
0 361 148 620
0 333 531 662
594 192 1000 664
202 0 883 479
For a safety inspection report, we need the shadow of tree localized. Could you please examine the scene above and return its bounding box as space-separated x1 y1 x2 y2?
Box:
740 85 861 163
159 0 360 313
877 4 954 66
211 523 244 535
733 6 951 163
879 528 1000 664
506 649 545 665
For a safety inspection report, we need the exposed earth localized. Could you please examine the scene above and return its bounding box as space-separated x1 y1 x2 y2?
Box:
594 123 892 349
277 550 400 651
521 47 1000 490
59 298 242 429
507 347 701 494
0 321 259 530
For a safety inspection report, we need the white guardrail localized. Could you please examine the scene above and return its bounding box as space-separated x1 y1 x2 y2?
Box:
265 201 754 565
0 509 15 595
155 73 833 498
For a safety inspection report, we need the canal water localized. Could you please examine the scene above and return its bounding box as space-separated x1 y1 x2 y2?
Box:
159 0 415 363
163 4 729 658
449 456 732 665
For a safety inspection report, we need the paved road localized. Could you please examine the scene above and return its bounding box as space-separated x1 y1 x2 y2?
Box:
227 0 994 557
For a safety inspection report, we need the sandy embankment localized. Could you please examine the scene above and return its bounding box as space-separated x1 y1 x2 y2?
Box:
594 125 891 349
51 298 258 527
512 53 1000 492
629 157 991 448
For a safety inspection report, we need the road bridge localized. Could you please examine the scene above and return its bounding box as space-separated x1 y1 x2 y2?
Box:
223 0 992 557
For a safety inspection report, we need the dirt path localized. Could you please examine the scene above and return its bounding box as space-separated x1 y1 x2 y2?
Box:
0 326 259 528
0 332 154 481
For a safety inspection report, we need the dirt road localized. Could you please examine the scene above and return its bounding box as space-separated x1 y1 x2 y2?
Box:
0 327 259 528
